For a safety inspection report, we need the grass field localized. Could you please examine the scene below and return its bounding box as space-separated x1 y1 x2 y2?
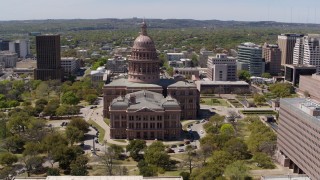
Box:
200 98 229 106
240 110 276 115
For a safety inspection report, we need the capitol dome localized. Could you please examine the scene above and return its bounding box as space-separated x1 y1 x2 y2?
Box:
128 20 160 83
132 21 156 50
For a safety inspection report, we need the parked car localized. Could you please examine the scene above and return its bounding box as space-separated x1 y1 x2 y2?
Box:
166 148 175 153
179 144 184 147
178 148 184 152
200 119 206 123
95 139 99 143
195 121 200 124
171 145 177 148
184 140 190 145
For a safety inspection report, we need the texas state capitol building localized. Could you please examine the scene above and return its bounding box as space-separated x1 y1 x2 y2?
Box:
103 21 199 140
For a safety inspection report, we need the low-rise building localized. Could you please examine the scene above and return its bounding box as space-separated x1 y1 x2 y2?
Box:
14 58 37 74
76 49 88 58
195 79 250 94
61 57 80 76
107 56 127 73
166 52 186 61
90 66 106 82
173 67 199 79
0 51 18 68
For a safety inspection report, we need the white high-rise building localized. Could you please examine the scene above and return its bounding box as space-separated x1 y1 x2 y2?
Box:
303 34 320 73
9 40 30 58
293 34 320 74
293 38 304 65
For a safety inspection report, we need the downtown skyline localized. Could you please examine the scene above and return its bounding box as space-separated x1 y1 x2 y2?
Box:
0 0 320 24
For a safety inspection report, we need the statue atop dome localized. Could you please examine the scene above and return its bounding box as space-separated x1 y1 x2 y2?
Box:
140 20 147 36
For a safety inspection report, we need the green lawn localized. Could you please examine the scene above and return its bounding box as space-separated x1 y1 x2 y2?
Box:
240 110 276 115
104 118 110 126
200 98 228 106
88 119 105 143
227 99 243 108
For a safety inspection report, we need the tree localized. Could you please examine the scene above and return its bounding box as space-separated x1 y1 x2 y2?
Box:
35 99 48 113
101 146 117 175
70 155 88 176
253 152 275 169
209 114 225 128
261 73 272 78
47 168 60 176
237 70 251 81
226 110 239 123
2 135 25 153
253 94 266 105
61 91 80 105
209 151 234 173
220 124 235 136
109 144 124 159
84 94 98 104
180 171 190 180
182 145 198 174
224 161 249 180
138 160 158 177
23 155 44 176
68 117 89 133
126 139 146 161
269 83 294 98
23 142 43 157
65 126 84 145
0 152 18 166
43 99 60 116
223 138 250 160
144 141 171 170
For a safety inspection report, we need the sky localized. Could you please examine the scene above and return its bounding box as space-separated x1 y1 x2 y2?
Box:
1 0 320 23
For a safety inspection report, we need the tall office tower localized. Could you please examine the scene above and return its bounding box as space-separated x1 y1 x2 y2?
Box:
303 34 320 74
278 33 304 65
34 35 63 81
0 40 10 51
9 40 30 58
277 98 320 179
293 38 304 65
237 42 264 76
207 54 237 81
262 43 282 75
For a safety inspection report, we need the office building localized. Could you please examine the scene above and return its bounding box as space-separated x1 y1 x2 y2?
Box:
302 34 320 73
166 52 186 61
277 98 320 179
293 38 304 65
0 51 18 68
299 74 320 101
61 57 80 76
106 56 127 73
284 64 316 85
174 67 200 79
262 43 282 75
34 35 63 81
207 54 237 81
9 40 30 58
237 42 265 76
0 40 10 51
278 34 304 65
103 21 199 135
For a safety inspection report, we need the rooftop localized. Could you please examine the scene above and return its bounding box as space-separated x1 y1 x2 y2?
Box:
196 79 249 85
261 175 310 180
14 176 183 180
281 98 320 125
